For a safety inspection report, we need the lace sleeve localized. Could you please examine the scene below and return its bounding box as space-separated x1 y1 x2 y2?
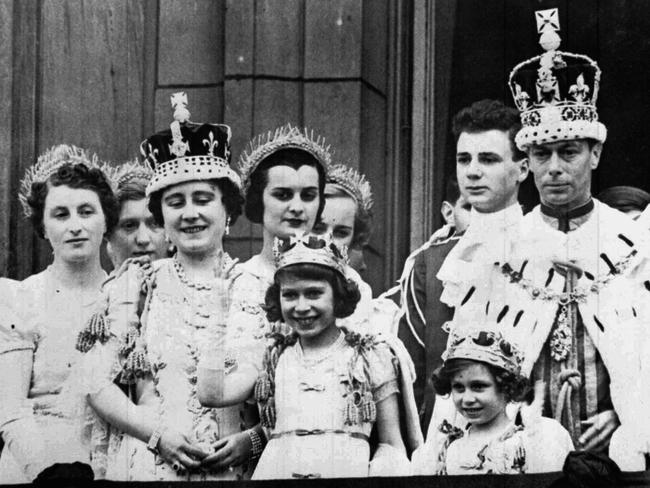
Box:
367 342 400 403
223 274 272 374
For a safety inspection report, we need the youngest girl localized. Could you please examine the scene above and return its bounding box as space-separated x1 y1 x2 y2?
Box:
198 234 411 478
411 327 573 475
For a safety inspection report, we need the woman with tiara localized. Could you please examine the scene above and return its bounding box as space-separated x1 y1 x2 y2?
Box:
0 145 118 483
224 124 331 369
73 93 260 481
102 159 168 269
313 163 373 274
313 163 401 335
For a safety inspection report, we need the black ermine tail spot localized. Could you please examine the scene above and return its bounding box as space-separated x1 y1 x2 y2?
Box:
593 315 605 332
600 253 618 274
461 286 476 306
519 260 528 275
645 281 650 292
485 301 490 315
513 310 524 327
497 305 509 323
632 307 637 317
617 234 634 247
584 271 595 280
545 268 555 287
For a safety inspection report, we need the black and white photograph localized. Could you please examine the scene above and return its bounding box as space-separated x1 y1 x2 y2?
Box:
1 1 649 486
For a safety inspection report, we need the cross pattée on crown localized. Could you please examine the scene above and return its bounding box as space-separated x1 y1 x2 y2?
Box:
171 92 188 110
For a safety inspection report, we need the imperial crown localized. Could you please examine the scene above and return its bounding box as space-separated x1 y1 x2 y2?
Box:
508 8 607 150
141 92 241 196
443 327 523 375
273 233 348 277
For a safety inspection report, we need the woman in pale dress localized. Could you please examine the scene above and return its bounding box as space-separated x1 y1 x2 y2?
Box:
75 93 262 481
0 145 117 483
313 163 374 274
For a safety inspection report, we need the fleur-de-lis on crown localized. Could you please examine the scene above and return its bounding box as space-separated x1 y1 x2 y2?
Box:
569 73 590 102
202 131 219 156
514 83 530 110
141 143 159 166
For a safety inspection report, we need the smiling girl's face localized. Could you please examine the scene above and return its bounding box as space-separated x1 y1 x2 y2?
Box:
450 361 508 428
279 276 339 348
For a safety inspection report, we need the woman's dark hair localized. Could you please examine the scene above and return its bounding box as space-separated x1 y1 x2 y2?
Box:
244 148 327 224
148 177 244 227
322 185 373 249
27 162 119 239
264 263 361 322
104 178 149 239
116 177 148 207
597 185 650 214
431 358 530 403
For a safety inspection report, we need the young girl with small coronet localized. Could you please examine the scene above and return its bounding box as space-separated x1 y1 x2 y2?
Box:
411 327 573 475
198 235 412 479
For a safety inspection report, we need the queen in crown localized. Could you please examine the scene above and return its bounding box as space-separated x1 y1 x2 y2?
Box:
411 325 573 475
72 93 261 481
198 233 411 478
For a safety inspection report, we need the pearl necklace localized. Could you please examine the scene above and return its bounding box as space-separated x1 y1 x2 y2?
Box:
172 256 215 290
172 256 231 327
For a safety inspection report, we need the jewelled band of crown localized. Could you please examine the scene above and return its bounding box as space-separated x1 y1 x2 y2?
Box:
273 234 348 277
145 155 241 197
101 159 154 194
443 328 523 375
327 164 373 213
238 124 332 193
19 144 102 218
508 8 607 150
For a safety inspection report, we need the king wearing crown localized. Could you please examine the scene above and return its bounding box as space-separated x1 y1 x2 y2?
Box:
436 9 650 470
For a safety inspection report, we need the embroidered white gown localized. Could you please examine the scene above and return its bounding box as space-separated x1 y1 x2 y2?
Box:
411 415 573 475
77 258 255 481
0 269 103 484
252 332 400 479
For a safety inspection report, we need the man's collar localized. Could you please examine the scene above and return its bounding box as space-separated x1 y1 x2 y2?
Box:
539 198 595 232
468 203 524 229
